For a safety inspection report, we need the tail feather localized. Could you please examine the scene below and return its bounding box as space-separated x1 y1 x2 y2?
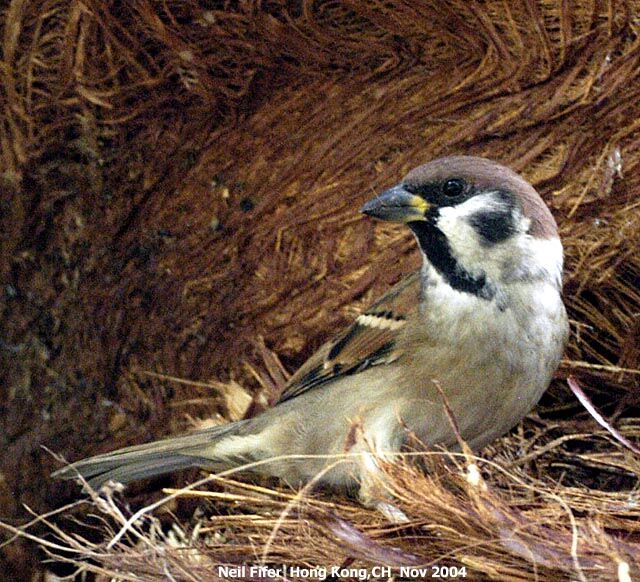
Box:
79 454 219 489
52 420 251 488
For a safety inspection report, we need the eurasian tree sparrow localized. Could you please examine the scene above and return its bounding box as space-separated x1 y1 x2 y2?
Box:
54 156 569 510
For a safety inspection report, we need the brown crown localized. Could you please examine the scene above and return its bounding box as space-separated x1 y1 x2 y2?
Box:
403 156 558 239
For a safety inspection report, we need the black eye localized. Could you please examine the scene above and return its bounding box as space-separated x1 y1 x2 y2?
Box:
442 178 466 198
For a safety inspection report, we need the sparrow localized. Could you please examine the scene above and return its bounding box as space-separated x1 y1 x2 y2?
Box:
53 156 569 511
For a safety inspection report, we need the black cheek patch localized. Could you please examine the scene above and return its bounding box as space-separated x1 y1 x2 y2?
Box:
469 210 517 244
468 190 519 244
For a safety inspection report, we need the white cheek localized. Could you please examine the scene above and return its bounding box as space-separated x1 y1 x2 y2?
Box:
436 201 499 277
437 211 478 252
523 237 564 287
436 197 564 287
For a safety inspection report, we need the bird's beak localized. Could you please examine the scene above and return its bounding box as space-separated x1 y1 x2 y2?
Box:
360 184 430 223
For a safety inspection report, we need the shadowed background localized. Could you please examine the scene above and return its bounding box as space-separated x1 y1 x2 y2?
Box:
1 1 639 579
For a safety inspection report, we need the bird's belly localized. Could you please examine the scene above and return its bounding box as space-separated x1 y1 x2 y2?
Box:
401 314 555 450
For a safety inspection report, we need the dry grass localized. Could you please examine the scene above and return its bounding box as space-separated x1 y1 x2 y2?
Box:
5 428 640 581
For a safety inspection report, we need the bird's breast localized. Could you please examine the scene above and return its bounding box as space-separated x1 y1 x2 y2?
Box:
398 278 567 448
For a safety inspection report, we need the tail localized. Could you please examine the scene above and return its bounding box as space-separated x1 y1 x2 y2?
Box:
52 420 252 489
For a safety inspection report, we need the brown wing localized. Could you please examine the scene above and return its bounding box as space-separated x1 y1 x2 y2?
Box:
277 271 421 403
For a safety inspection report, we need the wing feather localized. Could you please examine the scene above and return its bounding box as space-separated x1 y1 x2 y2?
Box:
278 271 421 403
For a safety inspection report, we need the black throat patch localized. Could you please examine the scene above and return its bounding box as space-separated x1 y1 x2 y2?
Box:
409 221 495 300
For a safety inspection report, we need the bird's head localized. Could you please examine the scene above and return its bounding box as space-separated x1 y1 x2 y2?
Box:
361 156 563 298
